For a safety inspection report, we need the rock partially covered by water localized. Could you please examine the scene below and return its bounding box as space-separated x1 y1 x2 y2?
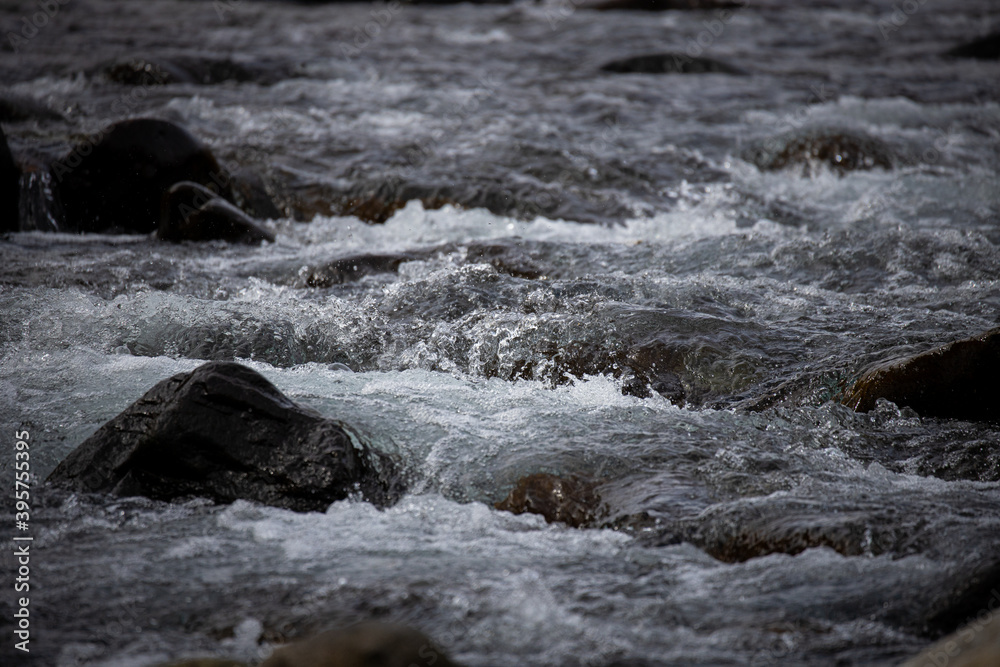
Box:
47 362 403 511
1 125 18 233
53 118 234 234
944 32 1000 60
260 622 459 667
842 328 1000 421
296 251 423 288
159 181 275 244
600 53 746 75
743 129 894 176
104 55 299 86
494 473 604 528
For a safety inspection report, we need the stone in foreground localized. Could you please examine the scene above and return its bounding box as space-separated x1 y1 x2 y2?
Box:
47 362 403 511
842 328 1000 421
900 609 1000 667
260 622 459 667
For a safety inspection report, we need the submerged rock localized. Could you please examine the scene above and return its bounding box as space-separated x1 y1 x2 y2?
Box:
159 181 275 244
53 118 235 234
600 53 746 75
47 362 403 511
1 125 18 233
944 32 1000 60
494 473 604 528
260 622 459 667
743 129 894 176
842 328 1000 421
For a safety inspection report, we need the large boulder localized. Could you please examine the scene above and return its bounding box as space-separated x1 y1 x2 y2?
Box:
47 362 403 511
842 328 1000 421
260 622 459 667
52 118 235 234
1 125 18 233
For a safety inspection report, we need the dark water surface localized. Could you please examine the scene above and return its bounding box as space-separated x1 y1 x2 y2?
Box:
1 0 999 665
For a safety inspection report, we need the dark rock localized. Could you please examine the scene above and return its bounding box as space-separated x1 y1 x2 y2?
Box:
339 193 456 224
104 56 300 86
46 361 403 511
0 94 64 123
591 0 743 10
465 240 546 279
104 57 192 85
159 181 275 244
260 622 459 667
494 473 604 528
841 328 1000 421
296 252 421 288
624 340 689 405
1 125 18 233
743 129 894 176
52 118 235 234
153 661 246 667
902 609 1000 667
944 32 1000 60
921 557 1000 638
688 510 887 563
228 169 284 221
600 53 747 75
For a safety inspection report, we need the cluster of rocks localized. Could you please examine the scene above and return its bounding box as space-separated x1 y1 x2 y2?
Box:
43 331 998 666
2 118 276 243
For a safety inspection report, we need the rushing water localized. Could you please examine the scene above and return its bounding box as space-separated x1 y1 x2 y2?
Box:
2 0 1000 665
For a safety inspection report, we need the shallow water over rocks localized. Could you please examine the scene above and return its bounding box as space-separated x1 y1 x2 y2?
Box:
1 0 999 665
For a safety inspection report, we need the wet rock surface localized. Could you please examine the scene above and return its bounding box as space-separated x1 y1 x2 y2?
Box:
945 32 1000 60
902 607 1000 667
494 473 605 528
104 55 302 86
600 53 747 75
590 0 744 10
742 129 895 175
842 328 1000 422
46 361 404 511
260 622 460 667
54 118 235 234
159 181 275 244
